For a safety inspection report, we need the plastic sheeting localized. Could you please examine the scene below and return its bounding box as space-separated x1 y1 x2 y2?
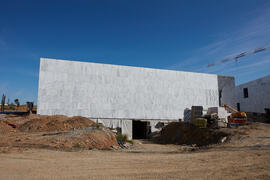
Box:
95 119 133 139
184 108 191 122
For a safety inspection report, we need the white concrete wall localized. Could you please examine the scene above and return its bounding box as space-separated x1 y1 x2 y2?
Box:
37 58 222 119
91 119 133 139
217 75 236 108
235 75 270 113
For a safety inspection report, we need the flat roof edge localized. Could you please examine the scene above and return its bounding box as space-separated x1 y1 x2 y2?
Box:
40 57 233 77
237 74 270 86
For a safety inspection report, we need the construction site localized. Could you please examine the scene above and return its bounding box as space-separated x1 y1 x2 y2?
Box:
2 0 270 178
1 55 270 179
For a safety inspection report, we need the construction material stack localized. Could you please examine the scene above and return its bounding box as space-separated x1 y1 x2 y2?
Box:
195 118 207 128
184 108 191 122
186 105 247 128
191 106 203 125
191 106 230 128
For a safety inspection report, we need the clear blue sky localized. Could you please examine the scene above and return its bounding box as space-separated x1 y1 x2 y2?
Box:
1 0 270 104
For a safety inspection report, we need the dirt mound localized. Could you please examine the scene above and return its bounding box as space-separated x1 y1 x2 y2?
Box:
19 115 95 132
154 122 228 147
35 126 119 150
0 120 15 134
56 129 119 150
0 115 118 150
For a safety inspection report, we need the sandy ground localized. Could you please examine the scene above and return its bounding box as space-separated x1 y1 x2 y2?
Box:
0 122 270 179
0 115 118 150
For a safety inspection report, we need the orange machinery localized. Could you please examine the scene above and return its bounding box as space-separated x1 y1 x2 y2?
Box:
223 104 247 126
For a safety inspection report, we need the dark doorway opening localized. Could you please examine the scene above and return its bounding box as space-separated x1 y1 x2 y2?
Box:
132 120 151 139
219 90 222 106
237 103 240 111
243 88 248 98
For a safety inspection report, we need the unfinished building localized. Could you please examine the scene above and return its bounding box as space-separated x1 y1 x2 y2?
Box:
235 75 270 113
37 58 235 139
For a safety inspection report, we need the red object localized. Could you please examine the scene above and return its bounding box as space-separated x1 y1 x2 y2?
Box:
228 117 247 125
8 123 17 129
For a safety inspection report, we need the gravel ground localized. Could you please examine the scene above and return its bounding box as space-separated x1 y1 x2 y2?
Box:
0 122 270 179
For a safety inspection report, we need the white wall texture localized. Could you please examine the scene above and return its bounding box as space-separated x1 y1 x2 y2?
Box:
235 75 270 113
37 58 235 138
37 58 224 119
218 76 236 107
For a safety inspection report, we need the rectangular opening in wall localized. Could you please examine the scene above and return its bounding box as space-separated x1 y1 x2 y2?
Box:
132 120 151 139
219 90 222 106
237 103 240 111
243 88 248 98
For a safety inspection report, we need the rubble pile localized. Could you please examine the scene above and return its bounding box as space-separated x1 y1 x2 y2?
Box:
19 115 95 132
0 120 15 134
154 122 228 147
0 115 118 150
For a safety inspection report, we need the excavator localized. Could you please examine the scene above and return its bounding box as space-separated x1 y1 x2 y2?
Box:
223 104 247 127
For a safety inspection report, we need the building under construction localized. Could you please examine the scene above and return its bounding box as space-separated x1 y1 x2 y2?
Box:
37 58 237 139
235 75 270 113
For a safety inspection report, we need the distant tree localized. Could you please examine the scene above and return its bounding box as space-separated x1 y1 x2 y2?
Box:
7 98 10 105
14 99 20 107
1 94 6 112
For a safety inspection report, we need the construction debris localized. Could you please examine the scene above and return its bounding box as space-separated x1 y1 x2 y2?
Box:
153 122 228 147
190 106 203 125
183 104 248 129
0 114 118 150
18 115 95 132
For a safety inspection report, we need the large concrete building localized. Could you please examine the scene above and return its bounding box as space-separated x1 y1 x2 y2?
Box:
37 58 235 139
235 75 270 113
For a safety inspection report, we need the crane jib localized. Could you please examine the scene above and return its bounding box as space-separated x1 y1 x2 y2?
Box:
208 45 270 67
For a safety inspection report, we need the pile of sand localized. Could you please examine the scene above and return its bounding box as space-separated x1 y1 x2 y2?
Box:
154 122 228 147
19 115 95 132
0 115 118 150
0 120 15 134
52 130 119 150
